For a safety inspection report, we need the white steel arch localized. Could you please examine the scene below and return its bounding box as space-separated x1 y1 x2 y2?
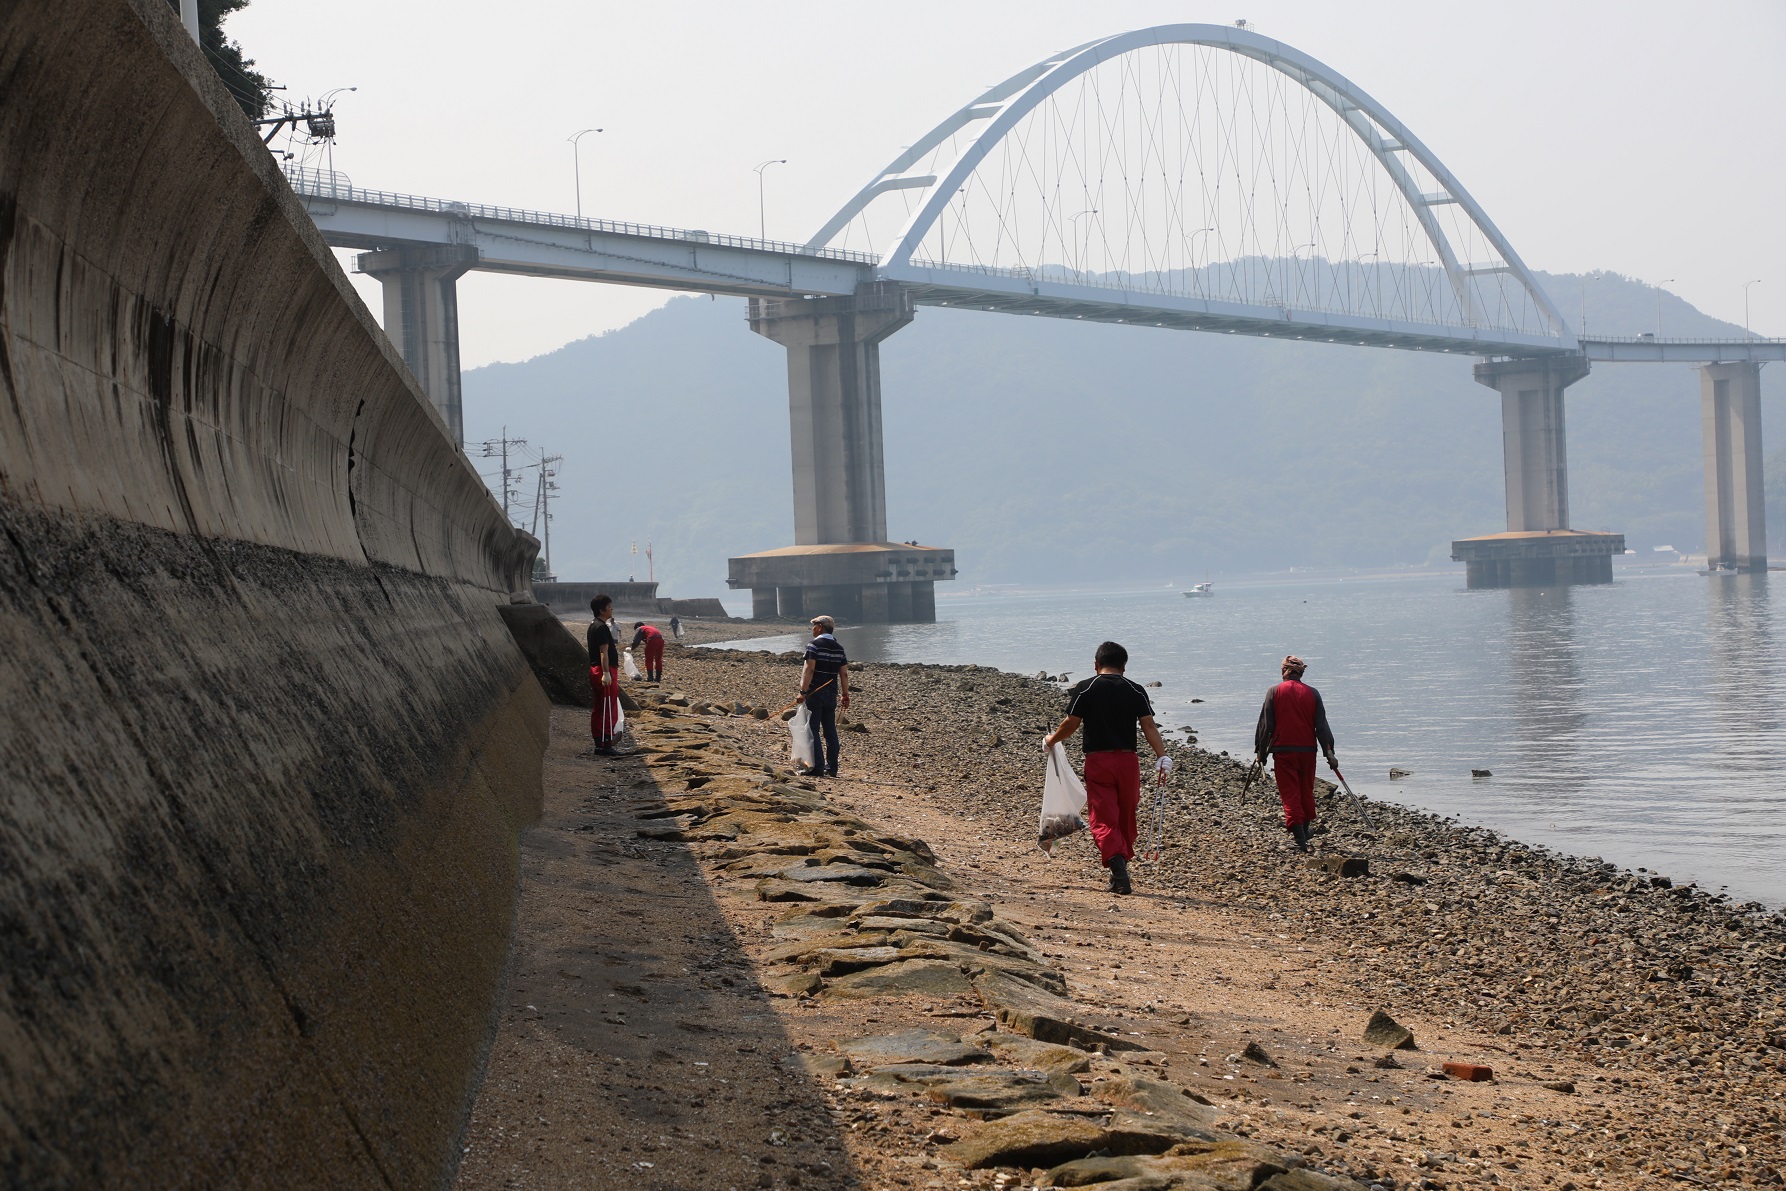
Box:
810 24 1573 348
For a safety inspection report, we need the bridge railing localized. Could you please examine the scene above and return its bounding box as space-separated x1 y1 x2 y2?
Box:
282 165 880 266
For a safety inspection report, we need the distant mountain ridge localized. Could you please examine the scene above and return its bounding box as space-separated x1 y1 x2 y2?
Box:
461 272 1780 597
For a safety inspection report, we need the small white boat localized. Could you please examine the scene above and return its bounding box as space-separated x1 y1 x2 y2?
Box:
1182 582 1214 598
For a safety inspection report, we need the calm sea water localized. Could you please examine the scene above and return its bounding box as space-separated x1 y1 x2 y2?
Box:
713 565 1786 907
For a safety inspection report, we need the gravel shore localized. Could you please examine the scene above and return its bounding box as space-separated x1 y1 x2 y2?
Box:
654 643 1786 1189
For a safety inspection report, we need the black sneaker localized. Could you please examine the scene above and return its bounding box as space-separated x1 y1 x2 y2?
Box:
1109 856 1133 896
799 766 825 778
593 746 621 757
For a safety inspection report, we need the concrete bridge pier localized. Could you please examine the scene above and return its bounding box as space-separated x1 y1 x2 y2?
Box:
1452 355 1623 587
358 245 479 447
1700 362 1767 573
728 283 956 622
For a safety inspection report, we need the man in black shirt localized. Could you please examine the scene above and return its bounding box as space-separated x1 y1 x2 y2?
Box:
1044 641 1173 895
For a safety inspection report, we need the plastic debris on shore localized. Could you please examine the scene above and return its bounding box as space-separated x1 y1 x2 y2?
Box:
1037 743 1088 854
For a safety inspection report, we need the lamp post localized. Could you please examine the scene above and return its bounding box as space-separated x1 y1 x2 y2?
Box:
1580 272 1603 337
1744 279 1763 342
568 128 603 219
1069 209 1098 280
754 159 787 240
1656 278 1674 338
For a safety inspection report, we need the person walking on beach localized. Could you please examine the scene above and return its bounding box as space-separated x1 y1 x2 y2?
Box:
1044 641 1173 896
630 621 666 683
794 615 850 778
669 615 683 642
587 594 624 756
1253 654 1336 852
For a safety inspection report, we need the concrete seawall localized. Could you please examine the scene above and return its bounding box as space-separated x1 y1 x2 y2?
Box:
0 1 548 1185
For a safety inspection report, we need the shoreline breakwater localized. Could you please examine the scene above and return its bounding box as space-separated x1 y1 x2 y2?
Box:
1 1 547 1184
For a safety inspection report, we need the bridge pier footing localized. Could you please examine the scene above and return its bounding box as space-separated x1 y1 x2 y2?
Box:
1700 362 1767 573
729 284 956 622
1452 355 1623 587
358 245 479 447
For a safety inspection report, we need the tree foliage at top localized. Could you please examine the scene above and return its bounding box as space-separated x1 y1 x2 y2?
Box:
166 0 272 118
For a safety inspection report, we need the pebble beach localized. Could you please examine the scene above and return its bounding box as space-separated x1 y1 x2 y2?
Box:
458 630 1786 1190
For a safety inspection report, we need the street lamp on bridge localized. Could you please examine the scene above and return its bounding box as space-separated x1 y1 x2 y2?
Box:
1744 279 1763 342
568 128 603 220
754 159 787 240
1656 279 1674 338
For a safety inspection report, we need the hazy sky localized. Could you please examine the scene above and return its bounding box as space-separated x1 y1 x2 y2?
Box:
231 0 1786 368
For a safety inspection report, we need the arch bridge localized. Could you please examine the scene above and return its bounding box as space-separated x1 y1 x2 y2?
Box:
293 24 1786 614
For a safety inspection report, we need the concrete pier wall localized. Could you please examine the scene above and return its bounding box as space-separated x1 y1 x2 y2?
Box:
0 1 546 1185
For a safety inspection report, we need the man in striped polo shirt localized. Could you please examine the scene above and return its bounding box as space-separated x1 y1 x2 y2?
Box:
795 615 851 777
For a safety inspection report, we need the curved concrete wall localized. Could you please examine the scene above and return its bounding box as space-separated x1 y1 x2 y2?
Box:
0 1 547 1185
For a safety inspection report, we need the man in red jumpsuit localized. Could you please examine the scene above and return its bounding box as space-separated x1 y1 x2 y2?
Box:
1044 641 1173 895
1253 654 1337 852
630 621 666 682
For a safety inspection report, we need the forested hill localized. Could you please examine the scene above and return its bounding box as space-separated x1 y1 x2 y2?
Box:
461 272 1781 597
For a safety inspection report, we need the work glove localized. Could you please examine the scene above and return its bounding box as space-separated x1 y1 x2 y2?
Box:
1325 751 1338 771
1155 755 1174 780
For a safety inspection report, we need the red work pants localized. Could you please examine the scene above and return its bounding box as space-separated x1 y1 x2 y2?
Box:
1083 750 1141 866
1272 751 1317 828
643 638 665 677
590 665 622 744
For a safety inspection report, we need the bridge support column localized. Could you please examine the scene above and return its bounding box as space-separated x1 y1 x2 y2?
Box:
358 245 479 447
1701 362 1767 573
1451 355 1623 587
728 284 957 622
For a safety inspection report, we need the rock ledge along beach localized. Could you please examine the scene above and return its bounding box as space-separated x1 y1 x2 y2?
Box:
458 640 1786 1191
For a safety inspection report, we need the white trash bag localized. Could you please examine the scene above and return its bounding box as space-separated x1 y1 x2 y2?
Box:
622 648 641 679
1037 743 1088 854
788 703 817 770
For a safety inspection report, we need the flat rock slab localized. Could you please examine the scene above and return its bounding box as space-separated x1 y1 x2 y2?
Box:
777 863 888 885
949 1110 1110 1170
823 959 976 999
1042 1141 1304 1189
973 970 1150 1052
835 1029 992 1067
982 1034 1095 1076
1100 1075 1226 1153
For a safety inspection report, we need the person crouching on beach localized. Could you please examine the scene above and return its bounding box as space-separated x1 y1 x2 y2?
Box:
587 594 624 756
794 615 850 777
1044 641 1173 896
1253 654 1337 852
630 621 666 682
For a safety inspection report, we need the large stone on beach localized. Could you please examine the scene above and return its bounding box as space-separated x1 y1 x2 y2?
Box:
824 959 975 998
983 1034 1094 1076
948 1110 1109 1169
1098 1076 1226 1153
1362 1009 1417 1050
1043 1142 1299 1189
754 879 886 905
851 1062 1079 1117
836 1030 991 1067
974 970 1149 1052
811 946 902 975
777 863 887 885
896 938 1069 996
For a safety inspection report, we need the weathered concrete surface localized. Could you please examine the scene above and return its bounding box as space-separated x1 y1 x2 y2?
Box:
0 1 547 1185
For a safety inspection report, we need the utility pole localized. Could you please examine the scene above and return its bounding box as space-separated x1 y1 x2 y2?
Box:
1656 278 1674 338
478 427 528 523
645 539 654 583
537 454 561 578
